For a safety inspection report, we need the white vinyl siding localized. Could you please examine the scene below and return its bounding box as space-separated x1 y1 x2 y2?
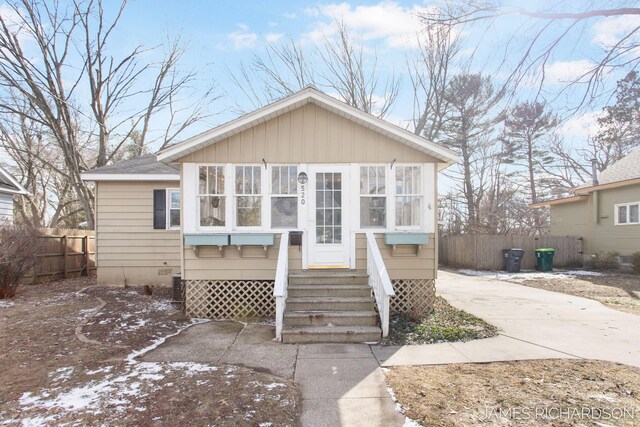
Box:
0 193 14 224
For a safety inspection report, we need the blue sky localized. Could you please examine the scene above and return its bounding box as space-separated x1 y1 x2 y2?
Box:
3 0 637 151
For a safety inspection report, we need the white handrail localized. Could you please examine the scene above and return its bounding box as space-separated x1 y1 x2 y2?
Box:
274 231 289 341
366 231 395 337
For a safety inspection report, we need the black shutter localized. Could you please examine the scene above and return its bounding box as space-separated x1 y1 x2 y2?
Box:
153 189 166 229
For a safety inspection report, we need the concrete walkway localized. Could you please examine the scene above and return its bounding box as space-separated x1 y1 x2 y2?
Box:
142 322 404 427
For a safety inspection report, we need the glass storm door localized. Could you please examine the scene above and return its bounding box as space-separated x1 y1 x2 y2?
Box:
308 165 351 268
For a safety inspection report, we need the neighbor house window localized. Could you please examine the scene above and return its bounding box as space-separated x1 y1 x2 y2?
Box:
235 165 262 227
395 165 422 227
360 166 386 228
271 165 298 228
199 166 226 227
167 189 180 229
615 202 640 225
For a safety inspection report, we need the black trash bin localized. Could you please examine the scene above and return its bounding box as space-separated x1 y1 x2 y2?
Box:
502 248 524 273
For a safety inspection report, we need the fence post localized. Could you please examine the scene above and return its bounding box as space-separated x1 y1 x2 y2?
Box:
62 235 68 279
82 235 88 276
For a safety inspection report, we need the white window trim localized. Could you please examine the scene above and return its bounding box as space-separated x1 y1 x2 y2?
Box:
614 201 640 225
269 164 300 230
166 188 181 230
232 164 264 230
196 164 228 231
393 163 425 230
358 164 388 230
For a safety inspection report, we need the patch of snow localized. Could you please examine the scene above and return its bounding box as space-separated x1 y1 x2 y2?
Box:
250 381 286 390
0 300 14 308
86 366 113 375
387 386 424 427
126 318 210 362
48 367 74 383
457 269 605 282
168 362 219 376
258 423 273 427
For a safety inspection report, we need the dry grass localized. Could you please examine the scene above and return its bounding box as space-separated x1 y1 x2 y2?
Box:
387 359 640 426
516 273 640 315
0 278 299 426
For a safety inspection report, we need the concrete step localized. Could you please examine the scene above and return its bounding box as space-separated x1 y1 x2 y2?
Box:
286 296 375 312
284 310 378 327
289 271 369 286
281 325 382 343
287 284 372 298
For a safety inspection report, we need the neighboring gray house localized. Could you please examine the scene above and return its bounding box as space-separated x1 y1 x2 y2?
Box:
0 165 28 225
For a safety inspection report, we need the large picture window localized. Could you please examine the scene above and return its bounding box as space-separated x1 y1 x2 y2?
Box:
616 202 640 225
360 166 386 228
395 165 422 227
271 165 298 228
198 166 226 227
235 165 262 227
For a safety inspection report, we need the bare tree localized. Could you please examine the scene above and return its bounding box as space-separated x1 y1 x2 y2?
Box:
0 0 217 228
419 2 640 109
229 20 400 118
409 12 461 140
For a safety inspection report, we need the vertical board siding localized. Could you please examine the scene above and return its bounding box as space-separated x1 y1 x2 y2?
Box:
439 235 584 270
177 103 439 164
96 181 181 286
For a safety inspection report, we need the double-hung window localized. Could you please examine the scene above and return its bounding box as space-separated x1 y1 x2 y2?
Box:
395 165 422 227
271 165 298 228
198 166 226 227
235 165 262 227
360 166 386 228
167 189 180 229
616 202 640 225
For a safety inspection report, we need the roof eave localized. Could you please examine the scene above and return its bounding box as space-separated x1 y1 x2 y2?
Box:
81 173 180 182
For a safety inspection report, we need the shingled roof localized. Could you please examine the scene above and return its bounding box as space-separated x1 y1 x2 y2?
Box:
596 148 640 185
81 154 179 181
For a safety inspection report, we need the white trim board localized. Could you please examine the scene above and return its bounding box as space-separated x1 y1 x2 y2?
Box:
157 87 459 168
0 165 28 195
81 173 180 182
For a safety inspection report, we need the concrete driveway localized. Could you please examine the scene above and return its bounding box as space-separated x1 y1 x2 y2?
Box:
434 269 640 367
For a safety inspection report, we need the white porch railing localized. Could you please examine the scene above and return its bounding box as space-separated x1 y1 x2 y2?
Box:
366 231 396 337
274 231 289 341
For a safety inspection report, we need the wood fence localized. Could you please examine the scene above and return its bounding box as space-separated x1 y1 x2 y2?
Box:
439 234 584 270
26 228 96 284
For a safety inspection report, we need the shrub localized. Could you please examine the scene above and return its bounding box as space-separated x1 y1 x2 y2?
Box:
631 252 640 273
592 251 621 271
0 225 42 299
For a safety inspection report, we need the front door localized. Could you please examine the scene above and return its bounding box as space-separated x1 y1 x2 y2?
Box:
307 165 351 268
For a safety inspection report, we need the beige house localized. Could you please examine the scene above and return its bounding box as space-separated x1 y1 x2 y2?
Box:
83 88 458 342
531 149 640 265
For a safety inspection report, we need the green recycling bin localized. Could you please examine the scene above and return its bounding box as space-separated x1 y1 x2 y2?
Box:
535 248 555 271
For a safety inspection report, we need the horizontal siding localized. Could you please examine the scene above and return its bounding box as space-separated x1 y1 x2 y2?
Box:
590 184 640 255
183 233 436 281
0 193 14 224
177 103 439 164
96 181 180 286
550 200 589 253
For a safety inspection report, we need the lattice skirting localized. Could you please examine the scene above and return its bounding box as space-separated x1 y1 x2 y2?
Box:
183 280 275 319
390 279 436 318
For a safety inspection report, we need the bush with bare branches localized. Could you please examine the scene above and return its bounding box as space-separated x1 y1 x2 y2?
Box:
0 225 42 299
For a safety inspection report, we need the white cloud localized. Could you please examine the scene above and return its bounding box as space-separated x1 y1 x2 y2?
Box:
265 32 284 43
544 60 595 85
561 111 601 141
302 2 435 48
592 14 640 47
283 12 297 19
228 29 257 49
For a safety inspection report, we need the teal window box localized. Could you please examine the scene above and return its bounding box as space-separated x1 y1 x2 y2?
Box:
184 233 230 257
230 233 275 257
184 233 230 246
384 232 429 245
384 232 428 256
